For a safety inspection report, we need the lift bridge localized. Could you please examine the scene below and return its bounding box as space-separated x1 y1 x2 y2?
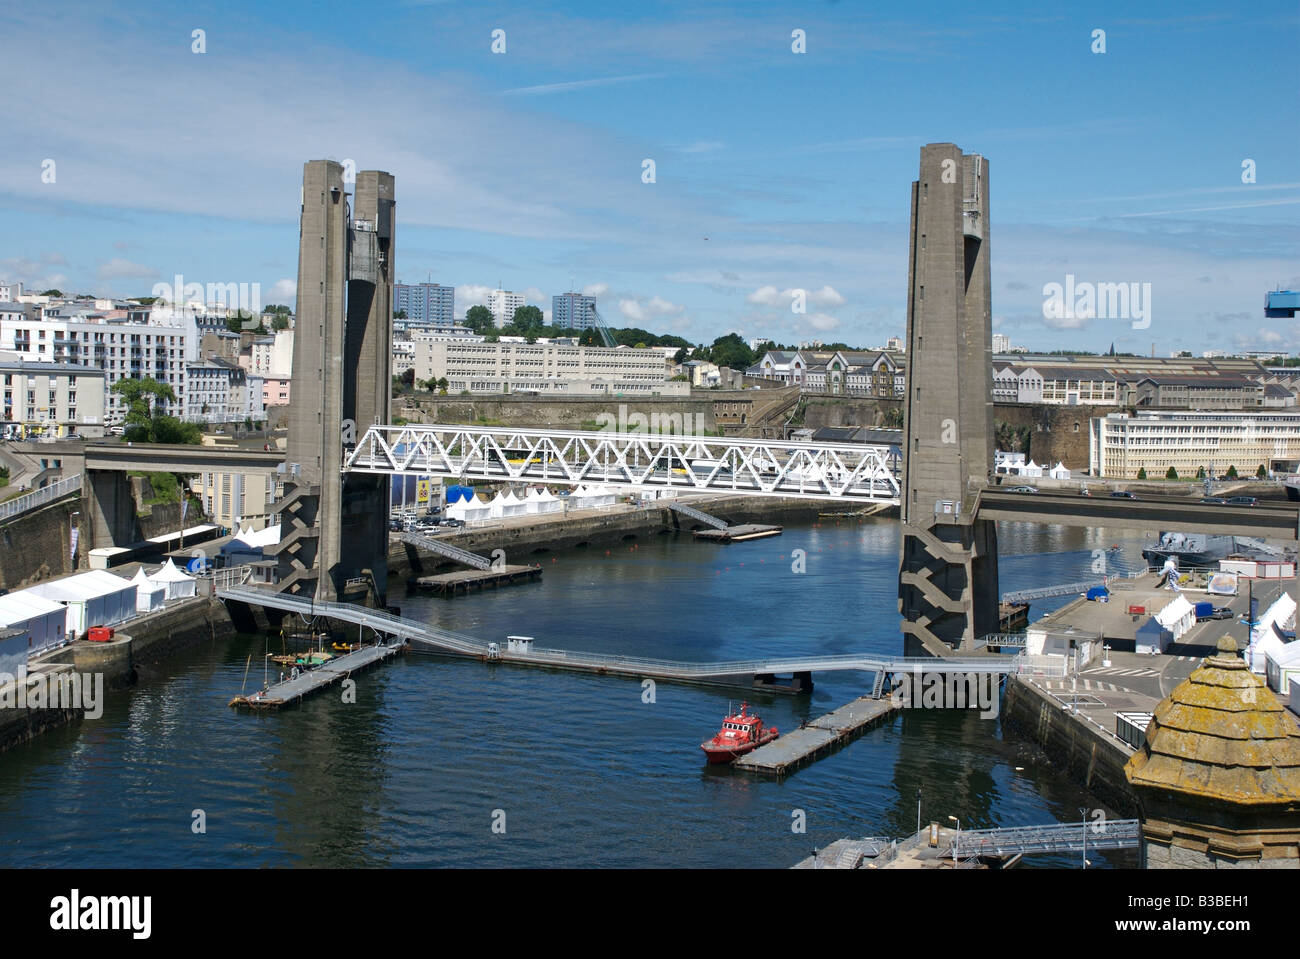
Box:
344 424 902 503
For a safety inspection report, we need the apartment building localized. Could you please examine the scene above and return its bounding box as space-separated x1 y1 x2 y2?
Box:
196 470 280 529
488 289 525 329
0 305 199 423
0 358 107 437
184 358 265 424
1090 410 1300 478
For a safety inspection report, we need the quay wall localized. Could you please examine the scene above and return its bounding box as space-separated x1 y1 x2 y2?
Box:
1002 675 1138 817
389 495 885 576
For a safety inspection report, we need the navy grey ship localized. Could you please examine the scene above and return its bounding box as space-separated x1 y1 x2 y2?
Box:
1141 531 1289 567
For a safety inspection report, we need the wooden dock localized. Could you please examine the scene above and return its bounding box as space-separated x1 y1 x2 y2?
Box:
413 564 542 596
693 523 783 543
734 695 900 776
229 641 406 710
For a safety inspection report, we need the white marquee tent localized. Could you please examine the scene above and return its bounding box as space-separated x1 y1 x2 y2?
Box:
0 592 67 654
149 559 197 601
1250 592 1297 674
27 570 136 637
131 567 167 612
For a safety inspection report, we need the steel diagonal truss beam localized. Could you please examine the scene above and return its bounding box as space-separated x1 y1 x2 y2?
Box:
346 425 902 504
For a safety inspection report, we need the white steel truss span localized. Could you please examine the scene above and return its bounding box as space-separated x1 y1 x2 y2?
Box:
344 424 902 504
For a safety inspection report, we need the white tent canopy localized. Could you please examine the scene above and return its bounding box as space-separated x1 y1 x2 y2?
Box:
1251 592 1297 673
27 570 136 637
131 567 166 612
1049 461 1070 479
1154 594 1196 639
149 559 197 600
0 591 67 654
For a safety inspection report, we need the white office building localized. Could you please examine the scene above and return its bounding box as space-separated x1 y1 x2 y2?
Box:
1090 410 1300 478
488 289 526 329
414 340 683 395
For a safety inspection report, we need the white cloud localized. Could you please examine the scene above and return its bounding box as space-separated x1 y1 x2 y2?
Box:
457 285 494 307
618 299 646 322
95 257 154 282
523 286 546 304
809 285 845 308
269 278 296 303
746 285 783 307
582 282 609 298
804 312 842 332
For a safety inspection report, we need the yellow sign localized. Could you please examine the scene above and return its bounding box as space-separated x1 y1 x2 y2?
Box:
416 479 431 504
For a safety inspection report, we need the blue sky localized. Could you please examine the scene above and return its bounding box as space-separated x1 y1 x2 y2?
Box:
3 0 1298 352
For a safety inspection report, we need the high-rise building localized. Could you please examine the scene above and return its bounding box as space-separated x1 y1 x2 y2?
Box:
488 289 525 329
552 291 597 330
991 333 1012 353
394 282 454 329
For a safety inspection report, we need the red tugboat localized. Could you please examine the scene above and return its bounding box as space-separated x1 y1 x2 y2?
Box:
700 702 779 764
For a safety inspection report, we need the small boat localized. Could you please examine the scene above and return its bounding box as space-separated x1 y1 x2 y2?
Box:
700 702 778 764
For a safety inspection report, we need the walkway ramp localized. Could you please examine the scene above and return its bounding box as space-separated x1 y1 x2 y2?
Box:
399 530 491 570
954 820 1140 858
667 501 728 530
216 581 1068 683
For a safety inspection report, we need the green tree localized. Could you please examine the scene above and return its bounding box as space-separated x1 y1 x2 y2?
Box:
271 314 290 331
1196 466 1206 479
1166 466 1178 479
1226 465 1238 478
464 305 496 334
1257 464 1267 478
708 333 754 370
111 377 203 444
40 289 64 297
512 305 545 332
673 347 688 365
400 367 415 388
393 309 408 320
1137 468 1147 479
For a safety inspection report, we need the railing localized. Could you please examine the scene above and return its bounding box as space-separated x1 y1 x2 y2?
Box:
345 424 902 504
0 473 82 524
398 531 491 570
666 501 729 530
212 584 1069 680
953 819 1140 858
975 633 1027 649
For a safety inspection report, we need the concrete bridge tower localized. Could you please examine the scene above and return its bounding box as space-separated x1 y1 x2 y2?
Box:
898 143 999 656
273 161 394 604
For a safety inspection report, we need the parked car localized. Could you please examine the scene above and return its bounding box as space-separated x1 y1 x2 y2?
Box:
1109 490 1138 499
1226 496 1258 507
1200 496 1228 505
1008 485 1038 494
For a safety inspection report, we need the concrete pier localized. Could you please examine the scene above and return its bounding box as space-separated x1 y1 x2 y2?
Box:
413 564 542 596
735 695 900 776
693 523 782 543
229 640 406 710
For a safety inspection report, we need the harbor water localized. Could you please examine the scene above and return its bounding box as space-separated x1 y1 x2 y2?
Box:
0 517 1153 868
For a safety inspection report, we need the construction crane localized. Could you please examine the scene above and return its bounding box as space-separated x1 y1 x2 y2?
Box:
586 303 618 348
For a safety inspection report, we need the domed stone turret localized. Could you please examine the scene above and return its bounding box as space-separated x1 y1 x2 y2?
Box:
1125 635 1300 868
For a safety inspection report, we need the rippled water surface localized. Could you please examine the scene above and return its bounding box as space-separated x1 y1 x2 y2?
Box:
0 517 1155 867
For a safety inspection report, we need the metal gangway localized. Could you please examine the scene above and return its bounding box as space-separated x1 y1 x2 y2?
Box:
666 501 728 530
952 819 1140 859
398 531 491 570
214 584 1069 685
1001 579 1107 604
0 473 82 525
345 424 901 504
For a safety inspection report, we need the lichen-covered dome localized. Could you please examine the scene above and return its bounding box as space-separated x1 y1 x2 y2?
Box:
1125 635 1300 807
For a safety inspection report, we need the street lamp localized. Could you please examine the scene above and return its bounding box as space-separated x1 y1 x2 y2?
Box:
948 815 960 865
1079 806 1088 870
916 788 922 837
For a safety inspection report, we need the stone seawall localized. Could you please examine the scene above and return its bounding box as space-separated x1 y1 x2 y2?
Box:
1002 675 1138 817
0 497 85 590
124 597 239 672
390 496 887 576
